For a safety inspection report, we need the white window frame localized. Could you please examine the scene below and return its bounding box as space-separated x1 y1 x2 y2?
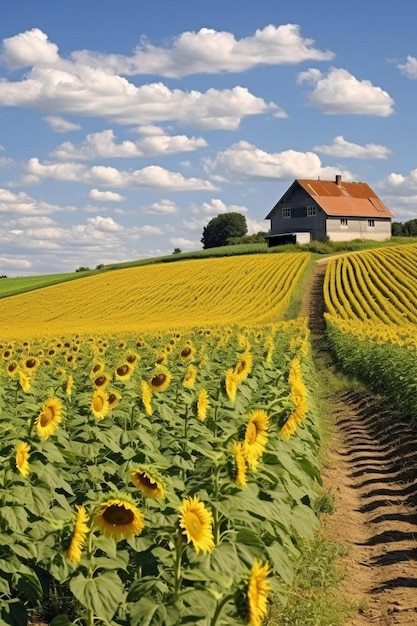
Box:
282 207 291 218
307 205 316 217
340 218 348 227
368 219 375 228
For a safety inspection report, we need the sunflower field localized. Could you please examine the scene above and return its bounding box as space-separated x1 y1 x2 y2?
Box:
0 253 322 626
323 243 417 420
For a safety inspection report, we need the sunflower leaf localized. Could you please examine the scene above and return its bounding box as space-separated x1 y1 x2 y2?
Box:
70 571 125 623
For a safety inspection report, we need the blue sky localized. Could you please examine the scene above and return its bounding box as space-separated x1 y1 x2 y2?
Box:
0 0 416 275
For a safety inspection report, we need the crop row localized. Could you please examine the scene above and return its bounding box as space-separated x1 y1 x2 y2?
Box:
323 243 417 325
0 320 320 626
0 253 310 339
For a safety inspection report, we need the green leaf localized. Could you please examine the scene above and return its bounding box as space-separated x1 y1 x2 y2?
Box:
128 597 167 626
70 571 125 623
0 506 28 533
50 615 77 626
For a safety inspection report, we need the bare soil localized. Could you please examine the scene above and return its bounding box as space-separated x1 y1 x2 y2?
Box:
309 259 417 625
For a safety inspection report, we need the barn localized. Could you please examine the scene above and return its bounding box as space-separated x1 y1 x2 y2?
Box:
265 175 393 246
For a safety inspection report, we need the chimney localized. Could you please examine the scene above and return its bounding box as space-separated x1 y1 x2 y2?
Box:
335 174 342 186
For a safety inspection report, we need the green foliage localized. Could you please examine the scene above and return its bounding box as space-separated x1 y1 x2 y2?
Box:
201 212 248 249
392 218 417 236
268 536 354 626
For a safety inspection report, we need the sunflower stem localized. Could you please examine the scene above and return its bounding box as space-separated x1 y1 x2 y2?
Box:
27 414 36 438
173 534 185 601
209 593 234 626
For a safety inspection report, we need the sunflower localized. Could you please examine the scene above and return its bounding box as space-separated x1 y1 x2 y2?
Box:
15 442 30 478
125 352 140 365
114 362 134 381
197 388 209 422
91 390 110 421
233 351 253 383
65 505 90 565
179 344 195 361
94 495 144 541
66 375 74 397
183 364 197 389
90 362 104 379
280 416 298 440
36 397 63 440
131 466 165 499
233 441 247 488
19 371 31 393
93 373 110 389
6 361 19 377
247 559 271 626
108 389 122 410
149 369 172 393
22 356 40 374
243 410 269 470
140 380 153 415
2 348 12 360
225 368 238 403
178 496 214 554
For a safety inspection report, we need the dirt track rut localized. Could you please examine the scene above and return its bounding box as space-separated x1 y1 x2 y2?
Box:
309 259 417 625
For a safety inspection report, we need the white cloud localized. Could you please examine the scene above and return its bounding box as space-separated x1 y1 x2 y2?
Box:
190 197 248 216
397 55 417 79
205 140 353 181
169 237 197 249
86 215 124 232
0 29 282 130
314 135 391 159
144 199 179 215
24 158 217 190
297 67 394 116
53 128 207 160
2 28 59 68
72 24 334 77
44 115 81 132
88 189 124 202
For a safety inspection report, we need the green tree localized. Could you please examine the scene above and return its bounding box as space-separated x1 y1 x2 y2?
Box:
201 212 248 249
391 222 405 236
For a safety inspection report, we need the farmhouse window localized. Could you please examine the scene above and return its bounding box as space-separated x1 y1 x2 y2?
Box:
307 206 316 217
368 219 375 227
340 218 348 227
282 207 291 218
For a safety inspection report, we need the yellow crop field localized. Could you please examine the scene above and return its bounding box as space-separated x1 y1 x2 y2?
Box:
324 243 417 325
0 252 309 339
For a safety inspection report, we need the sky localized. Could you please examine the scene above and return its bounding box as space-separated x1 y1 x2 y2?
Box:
0 0 416 276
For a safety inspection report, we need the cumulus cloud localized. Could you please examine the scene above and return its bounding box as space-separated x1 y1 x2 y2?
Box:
0 29 282 129
397 56 417 79
375 169 417 219
169 237 197 249
144 199 179 215
297 67 394 116
190 197 248 216
314 135 391 159
24 158 217 190
44 115 81 132
53 128 207 160
72 24 334 77
86 215 124 232
0 187 76 216
88 189 124 202
2 28 60 68
205 141 353 181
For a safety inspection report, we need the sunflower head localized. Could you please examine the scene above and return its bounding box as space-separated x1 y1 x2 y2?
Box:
131 466 165 499
197 388 210 422
233 351 253 383
6 361 19 377
233 441 247 488
149 369 172 393
225 368 238 403
36 397 63 440
178 495 214 554
93 373 110 389
94 494 144 541
91 390 110 421
140 380 153 415
15 442 30 478
243 410 269 470
246 559 271 626
108 389 122 410
179 344 194 361
182 364 197 389
65 505 90 565
115 362 134 381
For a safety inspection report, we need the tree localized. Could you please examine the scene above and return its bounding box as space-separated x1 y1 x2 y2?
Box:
201 212 247 249
172 247 182 254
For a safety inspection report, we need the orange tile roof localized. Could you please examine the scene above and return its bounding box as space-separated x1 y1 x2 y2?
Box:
297 179 393 218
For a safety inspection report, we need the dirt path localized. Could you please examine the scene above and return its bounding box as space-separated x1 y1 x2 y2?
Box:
309 259 417 625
